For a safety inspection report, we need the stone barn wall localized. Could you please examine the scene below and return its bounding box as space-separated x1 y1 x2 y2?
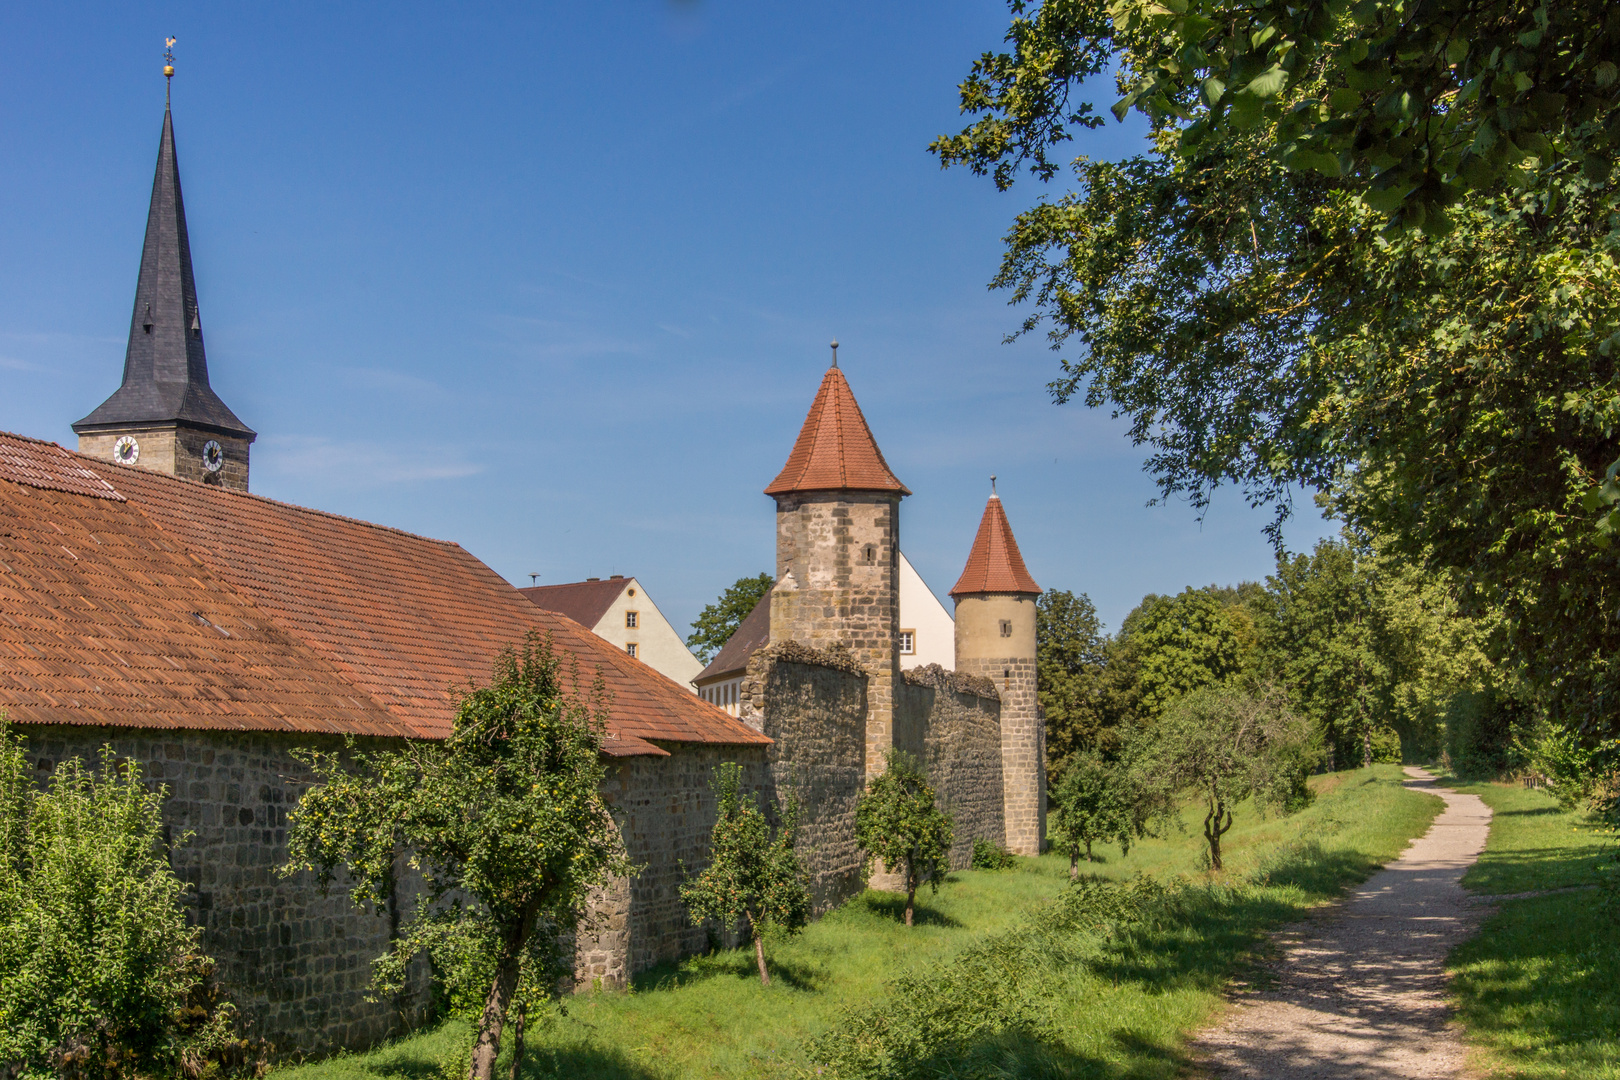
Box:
894 665 1006 869
16 724 431 1056
738 641 869 913
588 742 772 984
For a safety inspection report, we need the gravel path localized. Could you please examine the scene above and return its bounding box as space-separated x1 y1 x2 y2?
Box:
1192 767 1492 1079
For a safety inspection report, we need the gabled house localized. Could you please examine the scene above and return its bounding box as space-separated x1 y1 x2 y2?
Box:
521 575 703 688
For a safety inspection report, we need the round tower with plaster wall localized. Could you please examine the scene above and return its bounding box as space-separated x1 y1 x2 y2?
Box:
950 481 1044 855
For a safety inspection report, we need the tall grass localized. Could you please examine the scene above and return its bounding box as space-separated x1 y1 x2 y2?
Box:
1440 778 1620 1079
273 765 1439 1080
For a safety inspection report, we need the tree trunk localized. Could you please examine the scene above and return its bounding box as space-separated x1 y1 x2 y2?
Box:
1085 838 1094 863
905 864 916 926
752 925 771 986
1069 845 1079 883
470 903 535 1080
508 1001 527 1080
1363 726 1373 769
1204 800 1233 872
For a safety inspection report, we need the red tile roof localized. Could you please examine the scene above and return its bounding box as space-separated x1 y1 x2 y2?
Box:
764 366 910 497
0 431 768 757
694 592 771 684
520 578 628 630
949 495 1042 597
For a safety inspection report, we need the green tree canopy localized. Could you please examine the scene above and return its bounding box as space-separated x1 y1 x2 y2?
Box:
1138 687 1319 870
679 763 811 986
934 2 1620 745
1120 588 1252 721
687 573 774 664
284 635 630 1080
1036 589 1109 773
854 752 954 927
1047 750 1148 879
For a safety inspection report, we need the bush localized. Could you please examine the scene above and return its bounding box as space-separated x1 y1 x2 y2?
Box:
969 837 1016 871
0 720 253 1079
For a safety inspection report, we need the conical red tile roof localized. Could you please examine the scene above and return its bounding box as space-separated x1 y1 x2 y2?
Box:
950 494 1042 596
765 366 910 496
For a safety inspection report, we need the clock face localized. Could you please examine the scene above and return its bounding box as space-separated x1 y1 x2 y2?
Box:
113 436 139 465
202 440 224 473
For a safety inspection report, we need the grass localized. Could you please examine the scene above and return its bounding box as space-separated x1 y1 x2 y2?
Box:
273 765 1440 1080
1437 775 1620 1079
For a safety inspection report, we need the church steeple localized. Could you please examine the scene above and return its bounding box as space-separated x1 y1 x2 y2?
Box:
74 77 255 492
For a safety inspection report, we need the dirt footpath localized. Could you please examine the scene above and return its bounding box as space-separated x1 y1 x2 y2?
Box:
1192 767 1492 1079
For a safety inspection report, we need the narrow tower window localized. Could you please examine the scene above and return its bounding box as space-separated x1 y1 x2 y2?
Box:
863 544 877 564
999 619 1012 638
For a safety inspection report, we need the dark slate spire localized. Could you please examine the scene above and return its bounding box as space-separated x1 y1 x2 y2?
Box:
73 102 254 439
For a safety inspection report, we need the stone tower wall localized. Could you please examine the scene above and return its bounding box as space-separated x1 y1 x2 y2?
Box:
894 664 1006 869
770 491 900 780
78 426 251 492
954 593 1043 855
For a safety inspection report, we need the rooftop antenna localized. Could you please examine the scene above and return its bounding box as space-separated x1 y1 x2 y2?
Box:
528 573 540 586
830 339 839 368
991 474 998 497
164 36 176 106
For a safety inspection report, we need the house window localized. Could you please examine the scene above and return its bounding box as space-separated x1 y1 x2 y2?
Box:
625 610 639 629
625 643 638 659
899 630 915 655
999 619 1012 638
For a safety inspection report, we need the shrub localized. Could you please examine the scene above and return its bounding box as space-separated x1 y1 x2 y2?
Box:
969 837 1016 871
0 719 250 1079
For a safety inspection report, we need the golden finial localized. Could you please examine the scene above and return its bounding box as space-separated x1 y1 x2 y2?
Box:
164 36 176 79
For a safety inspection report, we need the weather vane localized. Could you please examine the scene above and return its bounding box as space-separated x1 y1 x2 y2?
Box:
164 36 177 103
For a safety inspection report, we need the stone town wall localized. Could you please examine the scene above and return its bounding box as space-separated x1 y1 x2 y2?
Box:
894 665 1007 869
16 725 430 1056
589 743 772 984
737 641 869 912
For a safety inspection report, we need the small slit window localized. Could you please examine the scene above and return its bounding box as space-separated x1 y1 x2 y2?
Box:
999 619 1012 638
863 544 877 564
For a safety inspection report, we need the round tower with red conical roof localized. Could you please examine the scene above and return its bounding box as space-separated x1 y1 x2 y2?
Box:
765 351 910 779
950 480 1044 855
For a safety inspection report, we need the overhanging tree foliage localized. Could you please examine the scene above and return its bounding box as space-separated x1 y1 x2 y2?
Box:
854 752 954 927
934 1 1620 747
687 573 774 665
283 635 630 1080
678 763 811 986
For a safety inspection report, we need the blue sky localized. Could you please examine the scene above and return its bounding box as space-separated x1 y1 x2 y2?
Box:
0 1 1336 638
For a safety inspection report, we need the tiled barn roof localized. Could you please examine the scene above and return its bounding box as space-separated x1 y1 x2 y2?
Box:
0 431 767 757
950 494 1042 597
765 366 910 497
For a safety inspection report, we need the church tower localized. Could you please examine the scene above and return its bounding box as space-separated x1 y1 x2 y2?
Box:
73 78 255 492
766 349 910 779
951 483 1043 855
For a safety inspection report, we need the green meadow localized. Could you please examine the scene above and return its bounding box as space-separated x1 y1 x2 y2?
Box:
275 765 1439 1080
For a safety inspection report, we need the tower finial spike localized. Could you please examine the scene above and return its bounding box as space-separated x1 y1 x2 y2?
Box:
830 339 839 368
991 474 997 496
164 36 176 104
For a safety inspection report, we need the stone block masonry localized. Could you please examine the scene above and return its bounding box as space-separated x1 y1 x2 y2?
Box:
738 641 869 912
78 426 251 492
896 665 1007 869
771 491 900 782
19 726 430 1056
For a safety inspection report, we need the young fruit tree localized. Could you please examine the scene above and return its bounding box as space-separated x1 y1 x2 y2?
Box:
854 751 954 926
678 762 811 986
1140 687 1319 870
1048 751 1146 880
283 635 630 1080
0 719 239 1078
